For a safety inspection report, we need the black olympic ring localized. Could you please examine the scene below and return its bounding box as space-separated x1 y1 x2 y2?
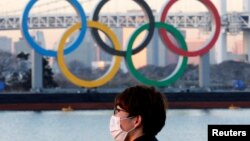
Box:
91 0 155 57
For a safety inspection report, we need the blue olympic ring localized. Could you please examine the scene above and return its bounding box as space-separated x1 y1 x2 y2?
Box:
21 0 87 57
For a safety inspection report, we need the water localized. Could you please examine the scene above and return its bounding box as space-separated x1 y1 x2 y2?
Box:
0 109 250 141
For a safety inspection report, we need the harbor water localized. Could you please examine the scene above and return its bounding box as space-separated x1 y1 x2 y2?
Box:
0 109 250 141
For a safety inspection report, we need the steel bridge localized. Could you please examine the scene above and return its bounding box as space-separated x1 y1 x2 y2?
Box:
0 12 250 35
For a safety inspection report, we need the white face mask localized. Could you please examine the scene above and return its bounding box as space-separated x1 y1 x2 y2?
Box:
109 115 135 141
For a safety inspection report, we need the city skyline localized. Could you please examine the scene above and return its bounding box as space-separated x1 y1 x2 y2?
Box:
0 0 250 90
0 28 245 67
0 0 248 69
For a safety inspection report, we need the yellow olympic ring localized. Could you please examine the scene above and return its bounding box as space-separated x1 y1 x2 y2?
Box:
57 21 122 88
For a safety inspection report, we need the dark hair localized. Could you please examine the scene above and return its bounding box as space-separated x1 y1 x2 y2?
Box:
115 85 168 136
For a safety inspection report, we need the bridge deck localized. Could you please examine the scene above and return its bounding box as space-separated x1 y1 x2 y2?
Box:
0 12 250 33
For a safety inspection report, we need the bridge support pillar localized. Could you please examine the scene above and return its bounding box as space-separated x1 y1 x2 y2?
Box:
243 30 250 62
243 0 250 62
31 50 43 91
243 0 250 11
147 30 160 66
214 0 227 64
215 28 227 64
199 53 210 88
110 28 127 72
31 31 45 92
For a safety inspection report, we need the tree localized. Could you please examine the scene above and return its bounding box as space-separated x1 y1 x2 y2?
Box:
4 52 31 91
43 57 58 88
54 60 92 88
4 52 58 91
0 50 16 80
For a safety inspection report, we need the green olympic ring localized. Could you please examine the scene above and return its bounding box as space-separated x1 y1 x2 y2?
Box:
126 22 188 87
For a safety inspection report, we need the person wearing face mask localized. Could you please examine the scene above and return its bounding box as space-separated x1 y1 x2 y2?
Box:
109 85 168 141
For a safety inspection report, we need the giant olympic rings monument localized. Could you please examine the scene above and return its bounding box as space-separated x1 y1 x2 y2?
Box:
1 0 250 90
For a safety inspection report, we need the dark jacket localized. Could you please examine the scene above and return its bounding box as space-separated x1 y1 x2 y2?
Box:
134 135 158 141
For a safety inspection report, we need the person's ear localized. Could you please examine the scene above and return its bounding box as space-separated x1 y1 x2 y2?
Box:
134 115 142 128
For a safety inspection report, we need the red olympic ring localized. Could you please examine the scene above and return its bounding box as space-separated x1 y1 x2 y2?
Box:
160 0 221 57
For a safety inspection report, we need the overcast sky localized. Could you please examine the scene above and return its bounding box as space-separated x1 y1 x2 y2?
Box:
0 0 246 16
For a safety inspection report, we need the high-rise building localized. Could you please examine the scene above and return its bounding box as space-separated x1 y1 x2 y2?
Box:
147 31 159 66
52 28 125 71
14 31 46 56
61 30 95 68
14 37 31 55
0 36 12 53
104 28 127 72
147 30 186 67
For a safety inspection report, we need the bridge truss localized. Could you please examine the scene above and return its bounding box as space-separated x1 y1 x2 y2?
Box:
0 12 250 35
